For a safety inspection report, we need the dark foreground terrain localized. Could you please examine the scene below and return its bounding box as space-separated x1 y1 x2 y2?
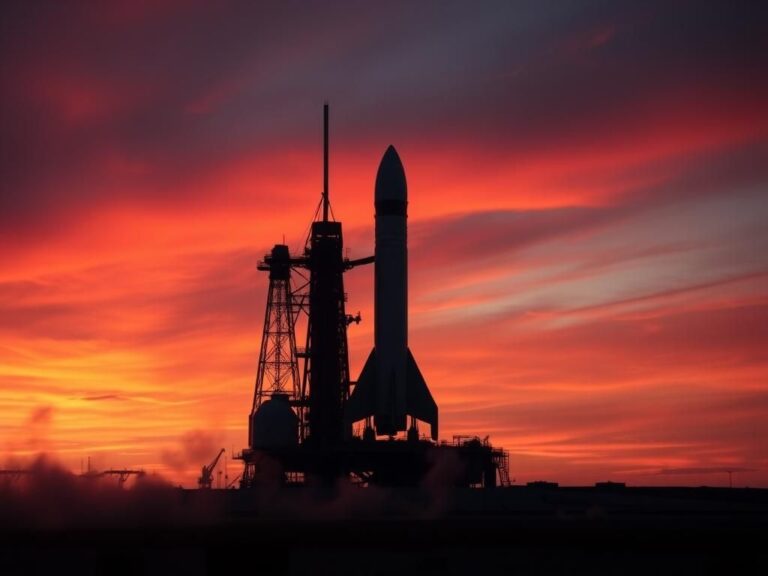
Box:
2 486 766 575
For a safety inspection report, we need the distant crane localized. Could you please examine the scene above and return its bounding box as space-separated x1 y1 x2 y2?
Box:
100 469 146 487
198 448 226 489
227 473 242 489
79 466 145 487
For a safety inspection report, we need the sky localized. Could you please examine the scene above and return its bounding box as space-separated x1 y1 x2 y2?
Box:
1 0 767 487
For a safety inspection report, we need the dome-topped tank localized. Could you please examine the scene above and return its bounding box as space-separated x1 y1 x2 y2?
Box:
249 393 298 448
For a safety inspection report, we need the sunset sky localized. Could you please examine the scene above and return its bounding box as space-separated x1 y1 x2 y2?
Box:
1 1 767 487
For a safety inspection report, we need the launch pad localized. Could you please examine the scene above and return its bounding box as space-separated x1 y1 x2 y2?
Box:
237 106 508 488
240 435 508 488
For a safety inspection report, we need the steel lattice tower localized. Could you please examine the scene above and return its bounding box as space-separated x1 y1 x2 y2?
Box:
248 244 301 448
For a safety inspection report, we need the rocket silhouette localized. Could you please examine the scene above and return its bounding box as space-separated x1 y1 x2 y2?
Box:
346 146 438 440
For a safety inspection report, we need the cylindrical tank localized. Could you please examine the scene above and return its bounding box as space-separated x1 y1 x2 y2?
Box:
249 394 298 448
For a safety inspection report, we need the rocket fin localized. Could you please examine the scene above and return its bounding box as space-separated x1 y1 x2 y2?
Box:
406 348 438 440
345 348 377 424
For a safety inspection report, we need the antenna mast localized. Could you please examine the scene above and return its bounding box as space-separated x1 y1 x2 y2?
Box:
323 102 329 222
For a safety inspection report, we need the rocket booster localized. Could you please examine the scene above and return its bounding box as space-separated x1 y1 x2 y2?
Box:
346 146 438 440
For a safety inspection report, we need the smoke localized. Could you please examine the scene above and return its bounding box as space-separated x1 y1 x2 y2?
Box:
420 448 465 516
11 405 56 454
27 406 53 425
1 447 469 531
236 449 466 521
160 429 224 472
0 454 223 530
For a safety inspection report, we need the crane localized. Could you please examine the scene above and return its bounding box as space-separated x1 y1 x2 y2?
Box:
100 469 145 487
197 448 225 489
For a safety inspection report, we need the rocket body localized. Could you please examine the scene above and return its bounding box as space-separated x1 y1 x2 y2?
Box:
346 146 438 440
374 145 409 433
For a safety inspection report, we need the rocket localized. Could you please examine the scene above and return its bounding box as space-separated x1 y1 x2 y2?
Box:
346 146 438 440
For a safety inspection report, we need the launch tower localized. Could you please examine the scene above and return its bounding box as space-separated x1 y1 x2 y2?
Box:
238 106 508 488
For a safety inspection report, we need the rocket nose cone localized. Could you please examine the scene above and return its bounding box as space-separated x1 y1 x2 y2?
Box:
375 145 407 201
